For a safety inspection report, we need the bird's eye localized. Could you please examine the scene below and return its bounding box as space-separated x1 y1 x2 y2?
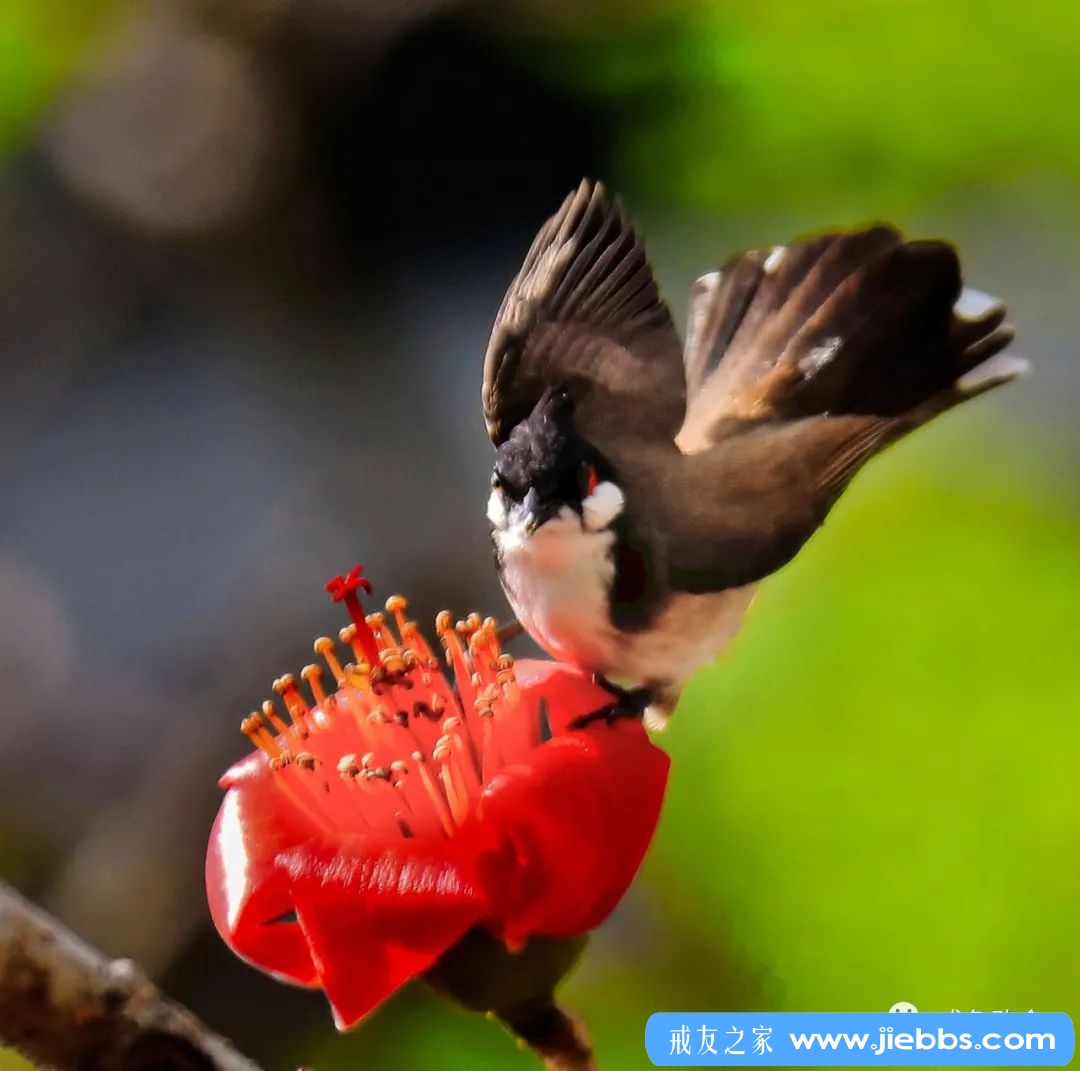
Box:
584 465 600 496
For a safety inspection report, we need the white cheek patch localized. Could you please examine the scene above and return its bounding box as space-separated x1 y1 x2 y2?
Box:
487 490 508 529
582 481 625 531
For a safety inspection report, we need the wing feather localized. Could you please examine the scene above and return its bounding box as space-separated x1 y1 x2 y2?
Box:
651 224 1022 594
482 180 685 445
649 415 906 594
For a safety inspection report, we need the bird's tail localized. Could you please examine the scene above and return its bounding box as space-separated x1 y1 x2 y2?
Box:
677 226 1025 452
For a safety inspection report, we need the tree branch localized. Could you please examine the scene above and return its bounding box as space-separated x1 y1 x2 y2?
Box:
0 880 262 1071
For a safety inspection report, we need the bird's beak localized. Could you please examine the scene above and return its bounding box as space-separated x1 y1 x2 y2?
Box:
521 488 547 535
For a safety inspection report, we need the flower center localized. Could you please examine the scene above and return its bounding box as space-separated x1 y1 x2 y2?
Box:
239 566 529 842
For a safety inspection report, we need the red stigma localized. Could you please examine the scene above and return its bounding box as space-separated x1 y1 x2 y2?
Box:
325 564 380 667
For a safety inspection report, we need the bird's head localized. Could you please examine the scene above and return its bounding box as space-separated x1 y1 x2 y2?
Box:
487 388 625 543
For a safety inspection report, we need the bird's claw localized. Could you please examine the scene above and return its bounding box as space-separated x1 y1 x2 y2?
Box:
568 676 653 730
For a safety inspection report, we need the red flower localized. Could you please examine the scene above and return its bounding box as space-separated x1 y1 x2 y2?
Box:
206 566 669 1031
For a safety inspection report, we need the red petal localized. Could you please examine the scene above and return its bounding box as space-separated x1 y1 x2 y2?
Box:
279 835 491 1029
511 660 614 739
206 773 321 987
473 719 669 948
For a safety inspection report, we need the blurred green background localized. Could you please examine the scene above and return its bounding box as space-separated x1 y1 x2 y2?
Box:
1 1 1077 1069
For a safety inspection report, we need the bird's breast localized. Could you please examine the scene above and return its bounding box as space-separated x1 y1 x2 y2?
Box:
494 510 757 694
494 513 619 672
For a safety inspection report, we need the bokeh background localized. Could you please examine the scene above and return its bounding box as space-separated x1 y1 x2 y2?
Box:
2 1 1078 1068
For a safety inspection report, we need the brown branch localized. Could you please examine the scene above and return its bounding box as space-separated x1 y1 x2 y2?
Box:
501 1000 597 1071
0 880 263 1071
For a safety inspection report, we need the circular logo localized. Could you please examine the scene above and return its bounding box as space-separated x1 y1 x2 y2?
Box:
888 1002 918 1013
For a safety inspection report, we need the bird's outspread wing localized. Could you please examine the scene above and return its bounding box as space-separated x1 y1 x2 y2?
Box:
482 179 686 447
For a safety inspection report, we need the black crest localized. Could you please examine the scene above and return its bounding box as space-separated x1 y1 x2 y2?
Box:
492 388 586 505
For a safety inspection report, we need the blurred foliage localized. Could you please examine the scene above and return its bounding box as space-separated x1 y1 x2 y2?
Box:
0 0 124 154
298 421 1080 1067
502 0 1080 215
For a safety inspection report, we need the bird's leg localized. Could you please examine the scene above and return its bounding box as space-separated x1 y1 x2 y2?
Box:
495 620 526 646
568 676 653 730
595 675 653 715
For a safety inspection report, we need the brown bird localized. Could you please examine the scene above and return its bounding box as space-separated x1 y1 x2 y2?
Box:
483 180 1025 725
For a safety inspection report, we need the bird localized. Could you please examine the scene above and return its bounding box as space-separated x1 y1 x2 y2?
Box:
482 179 1025 726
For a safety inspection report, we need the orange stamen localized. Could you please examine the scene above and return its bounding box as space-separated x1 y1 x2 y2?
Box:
337 753 360 778
260 700 293 741
402 622 440 671
475 683 502 785
437 612 472 687
384 595 410 639
469 628 499 690
496 653 519 705
274 674 310 735
338 625 373 677
300 663 326 705
443 715 482 791
446 729 477 816
434 738 468 828
389 760 417 821
241 714 281 757
314 636 346 684
381 647 407 676
342 660 372 692
366 613 393 652
411 750 455 838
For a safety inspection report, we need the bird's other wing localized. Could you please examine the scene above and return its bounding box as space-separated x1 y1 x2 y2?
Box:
482 179 686 447
654 225 1025 591
644 416 906 593
677 226 1018 452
